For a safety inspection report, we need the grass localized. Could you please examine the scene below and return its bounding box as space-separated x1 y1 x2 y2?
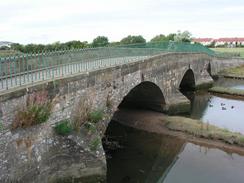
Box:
12 91 52 129
88 109 104 123
211 47 244 57
164 116 244 147
0 121 3 131
54 120 73 136
12 103 52 129
220 65 244 77
209 86 244 96
0 50 22 57
89 136 101 151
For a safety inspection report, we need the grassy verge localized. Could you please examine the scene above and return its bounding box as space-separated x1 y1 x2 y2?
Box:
220 65 244 78
211 48 244 57
209 86 244 96
164 116 244 146
0 50 22 57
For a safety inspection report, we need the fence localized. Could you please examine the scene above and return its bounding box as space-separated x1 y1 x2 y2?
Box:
0 42 218 91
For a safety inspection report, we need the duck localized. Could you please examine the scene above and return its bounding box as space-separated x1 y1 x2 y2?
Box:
221 107 227 110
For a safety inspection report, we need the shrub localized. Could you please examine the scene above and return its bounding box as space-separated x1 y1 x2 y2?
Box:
12 91 52 129
54 120 72 136
88 109 104 123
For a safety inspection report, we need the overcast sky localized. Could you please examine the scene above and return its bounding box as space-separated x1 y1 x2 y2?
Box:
0 0 243 44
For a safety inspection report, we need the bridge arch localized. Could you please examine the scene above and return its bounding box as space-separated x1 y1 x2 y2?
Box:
118 81 166 112
178 68 196 92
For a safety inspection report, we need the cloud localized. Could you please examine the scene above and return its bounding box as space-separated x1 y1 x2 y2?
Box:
0 0 243 44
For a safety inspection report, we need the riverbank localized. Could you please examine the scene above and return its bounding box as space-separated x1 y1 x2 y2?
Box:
112 109 244 155
209 86 244 96
219 65 244 79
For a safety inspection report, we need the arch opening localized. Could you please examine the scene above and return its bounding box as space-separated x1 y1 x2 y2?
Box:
179 69 196 93
118 81 166 112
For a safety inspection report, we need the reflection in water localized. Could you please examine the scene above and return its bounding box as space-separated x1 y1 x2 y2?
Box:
103 121 185 183
191 91 244 134
163 143 244 183
103 121 244 183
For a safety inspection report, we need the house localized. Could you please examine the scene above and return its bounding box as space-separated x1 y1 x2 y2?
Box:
193 37 244 47
192 38 214 46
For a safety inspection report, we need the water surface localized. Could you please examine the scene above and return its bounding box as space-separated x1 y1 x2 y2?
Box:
103 121 244 183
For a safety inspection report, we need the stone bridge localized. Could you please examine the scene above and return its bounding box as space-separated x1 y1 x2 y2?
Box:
0 52 244 182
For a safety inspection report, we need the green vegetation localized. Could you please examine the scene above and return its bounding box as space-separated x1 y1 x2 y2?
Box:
209 86 244 96
0 49 22 57
150 33 176 42
54 120 73 136
211 48 244 57
12 103 52 129
0 121 3 131
120 35 146 45
88 109 104 123
173 30 192 42
92 36 109 47
12 91 52 129
89 136 101 151
164 116 244 146
220 65 244 77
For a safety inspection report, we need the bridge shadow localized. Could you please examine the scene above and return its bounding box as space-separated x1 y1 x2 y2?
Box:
102 120 185 183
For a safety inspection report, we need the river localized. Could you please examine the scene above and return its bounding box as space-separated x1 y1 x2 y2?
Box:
190 78 244 134
103 121 244 183
103 78 244 183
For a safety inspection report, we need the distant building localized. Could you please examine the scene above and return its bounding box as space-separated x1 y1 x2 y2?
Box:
192 38 214 46
193 37 244 47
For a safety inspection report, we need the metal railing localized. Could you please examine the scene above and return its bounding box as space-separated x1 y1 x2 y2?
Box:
0 42 217 92
0 47 165 91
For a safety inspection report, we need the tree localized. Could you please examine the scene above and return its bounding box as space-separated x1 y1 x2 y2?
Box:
64 40 89 49
173 30 192 42
120 35 146 45
92 36 109 47
150 34 166 42
150 33 176 42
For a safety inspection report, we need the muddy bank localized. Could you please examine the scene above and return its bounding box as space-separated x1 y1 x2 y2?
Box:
112 109 244 155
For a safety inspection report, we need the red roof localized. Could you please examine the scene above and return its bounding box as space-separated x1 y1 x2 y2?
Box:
215 38 244 42
193 37 244 43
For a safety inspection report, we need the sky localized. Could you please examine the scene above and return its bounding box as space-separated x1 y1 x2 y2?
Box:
0 0 243 44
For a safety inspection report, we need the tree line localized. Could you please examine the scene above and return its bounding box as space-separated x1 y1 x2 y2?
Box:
9 31 192 53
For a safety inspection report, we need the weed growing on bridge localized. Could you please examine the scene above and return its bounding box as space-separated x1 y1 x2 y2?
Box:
88 109 104 123
72 96 91 132
54 119 73 136
0 121 3 131
12 91 52 129
89 136 101 151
